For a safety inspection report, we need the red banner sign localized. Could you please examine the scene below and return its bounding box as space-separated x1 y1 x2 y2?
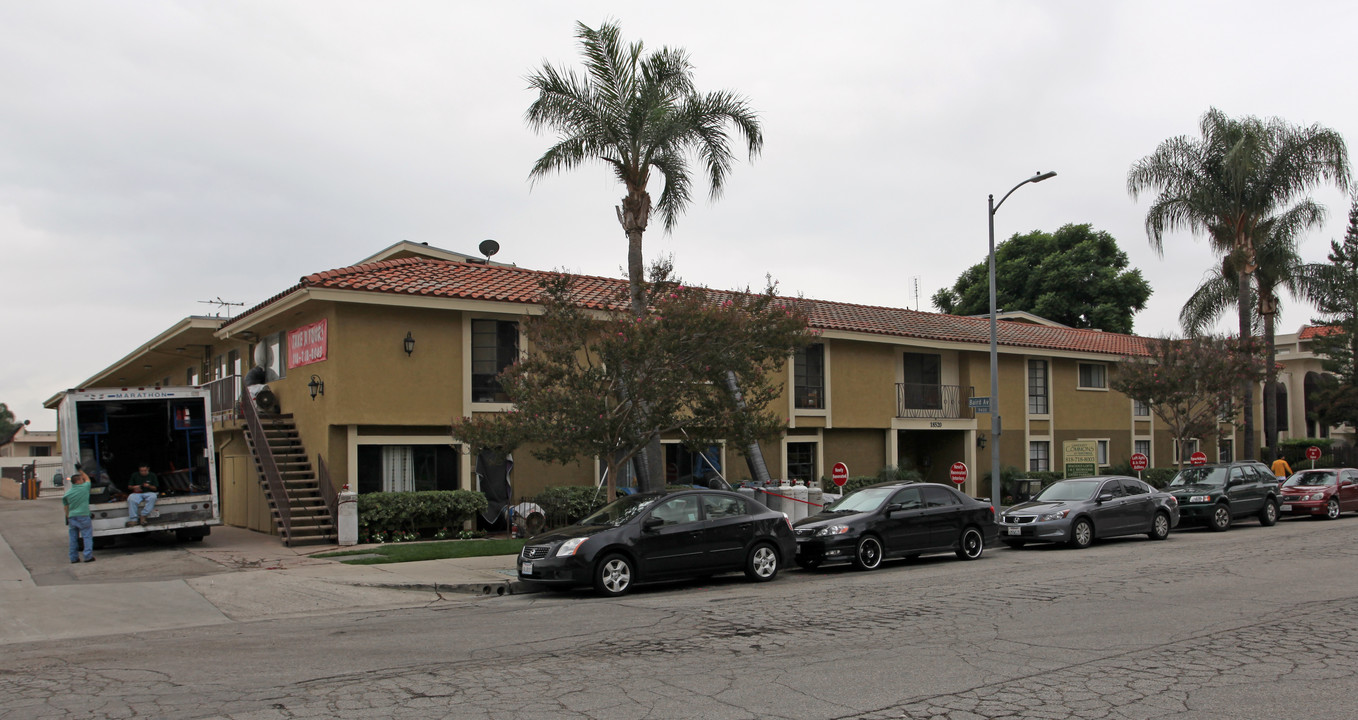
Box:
287 319 328 369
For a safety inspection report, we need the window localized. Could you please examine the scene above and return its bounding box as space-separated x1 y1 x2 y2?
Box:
1099 480 1125 498
1123 479 1150 496
1218 437 1234 463
902 353 942 410
1135 439 1151 460
665 444 722 486
649 495 700 526
890 487 923 509
356 445 460 494
922 486 960 507
702 494 748 520
786 442 817 484
1174 438 1200 463
1029 441 1050 472
1078 363 1106 389
472 320 519 403
1273 383 1289 432
30 446 51 457
1133 399 1150 417
1028 360 1049 414
1096 439 1109 466
795 344 825 409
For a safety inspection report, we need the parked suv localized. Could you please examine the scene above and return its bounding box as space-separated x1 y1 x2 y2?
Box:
1165 461 1279 531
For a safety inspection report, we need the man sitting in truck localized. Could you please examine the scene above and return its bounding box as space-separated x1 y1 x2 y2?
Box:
126 463 159 526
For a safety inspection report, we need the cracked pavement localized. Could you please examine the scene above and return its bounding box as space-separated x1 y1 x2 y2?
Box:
4 516 1357 719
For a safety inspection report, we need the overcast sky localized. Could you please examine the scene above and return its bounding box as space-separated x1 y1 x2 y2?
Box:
4 1 1356 430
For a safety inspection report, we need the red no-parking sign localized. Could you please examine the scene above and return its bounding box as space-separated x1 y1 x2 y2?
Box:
1190 451 1208 466
950 462 968 484
1130 453 1148 471
1307 446 1322 460
831 462 849 487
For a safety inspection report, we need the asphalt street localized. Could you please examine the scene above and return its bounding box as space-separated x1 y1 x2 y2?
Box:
4 508 1357 719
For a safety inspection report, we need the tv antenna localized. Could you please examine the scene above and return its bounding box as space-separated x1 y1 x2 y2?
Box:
911 276 921 310
198 296 245 318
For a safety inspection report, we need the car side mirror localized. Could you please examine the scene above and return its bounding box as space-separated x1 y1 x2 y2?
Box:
885 503 903 513
1226 478 1242 488
1097 492 1114 503
642 517 664 531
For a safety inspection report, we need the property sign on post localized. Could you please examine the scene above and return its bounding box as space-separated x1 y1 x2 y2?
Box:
1306 446 1322 460
1190 451 1208 466
831 462 849 488
1129 453 1149 472
1063 440 1098 478
950 462 968 485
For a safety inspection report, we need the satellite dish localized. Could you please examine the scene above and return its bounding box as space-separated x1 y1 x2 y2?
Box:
478 239 500 260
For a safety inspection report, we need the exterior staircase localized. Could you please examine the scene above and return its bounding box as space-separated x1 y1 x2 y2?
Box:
240 392 337 546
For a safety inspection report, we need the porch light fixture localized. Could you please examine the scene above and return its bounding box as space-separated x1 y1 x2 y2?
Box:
977 433 987 450
403 331 415 356
308 374 325 400
988 170 1055 510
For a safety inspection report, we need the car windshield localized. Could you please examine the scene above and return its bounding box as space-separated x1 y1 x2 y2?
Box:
578 494 661 527
1285 471 1337 487
1032 480 1101 502
1169 467 1228 487
824 487 894 513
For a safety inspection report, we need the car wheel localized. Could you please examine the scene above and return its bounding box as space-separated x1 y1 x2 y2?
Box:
593 554 633 597
1002 540 1026 549
956 527 984 560
795 557 821 570
1067 518 1094 549
1325 498 1341 520
852 536 883 570
1208 504 1232 532
1148 511 1171 541
745 543 779 582
1258 499 1278 527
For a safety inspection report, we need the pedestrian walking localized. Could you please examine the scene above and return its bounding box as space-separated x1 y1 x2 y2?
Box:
64 466 95 563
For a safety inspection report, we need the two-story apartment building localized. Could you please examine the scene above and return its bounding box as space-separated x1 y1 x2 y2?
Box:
56 242 1344 538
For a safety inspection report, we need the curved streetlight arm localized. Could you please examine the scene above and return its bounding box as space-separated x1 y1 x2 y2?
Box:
992 171 1057 215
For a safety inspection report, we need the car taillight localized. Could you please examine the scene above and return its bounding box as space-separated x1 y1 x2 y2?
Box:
783 513 794 531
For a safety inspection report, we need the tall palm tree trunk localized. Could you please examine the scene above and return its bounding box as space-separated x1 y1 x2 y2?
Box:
1238 270 1256 459
1262 294 1279 455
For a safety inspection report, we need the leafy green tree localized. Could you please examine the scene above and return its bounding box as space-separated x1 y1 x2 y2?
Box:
0 403 25 446
525 20 763 319
1179 208 1325 450
1128 107 1350 459
450 264 815 501
1307 196 1358 428
930 223 1151 334
1111 336 1266 469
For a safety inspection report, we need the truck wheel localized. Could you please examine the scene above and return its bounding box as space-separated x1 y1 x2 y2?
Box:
1258 499 1278 526
1208 504 1232 532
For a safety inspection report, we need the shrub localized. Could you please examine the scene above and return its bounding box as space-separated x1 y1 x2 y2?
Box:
1142 468 1178 488
357 490 488 538
533 485 608 527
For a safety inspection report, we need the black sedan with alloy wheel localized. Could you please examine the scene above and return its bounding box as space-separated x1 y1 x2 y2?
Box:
792 482 998 570
517 489 797 597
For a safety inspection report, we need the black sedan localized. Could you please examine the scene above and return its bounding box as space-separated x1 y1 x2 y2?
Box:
998 476 1179 548
792 482 998 570
517 489 797 596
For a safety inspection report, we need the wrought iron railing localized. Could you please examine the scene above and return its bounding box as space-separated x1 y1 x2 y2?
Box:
896 383 973 419
205 375 243 422
239 386 292 541
316 453 338 527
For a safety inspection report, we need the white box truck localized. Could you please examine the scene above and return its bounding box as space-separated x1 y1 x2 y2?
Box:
57 387 220 543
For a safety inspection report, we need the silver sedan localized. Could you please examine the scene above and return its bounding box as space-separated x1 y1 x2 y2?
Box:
998 476 1180 549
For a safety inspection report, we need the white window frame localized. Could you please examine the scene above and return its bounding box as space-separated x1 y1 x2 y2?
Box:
1077 362 1107 391
1029 441 1050 473
1027 358 1050 416
464 315 522 411
782 432 823 484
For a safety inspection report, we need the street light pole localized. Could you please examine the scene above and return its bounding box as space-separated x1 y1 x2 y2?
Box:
988 171 1056 513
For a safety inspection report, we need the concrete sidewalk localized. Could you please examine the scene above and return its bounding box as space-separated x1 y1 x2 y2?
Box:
0 496 536 646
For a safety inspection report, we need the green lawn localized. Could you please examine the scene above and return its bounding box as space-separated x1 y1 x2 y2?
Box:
315 538 527 565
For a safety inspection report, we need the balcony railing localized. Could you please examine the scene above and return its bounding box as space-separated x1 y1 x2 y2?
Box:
205 374 243 423
896 383 973 419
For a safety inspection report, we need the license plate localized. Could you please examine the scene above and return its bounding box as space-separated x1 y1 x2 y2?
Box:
1279 504 1291 512
1006 527 1021 536
520 562 533 575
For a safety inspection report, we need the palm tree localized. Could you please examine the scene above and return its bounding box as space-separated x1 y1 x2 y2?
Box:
1180 205 1327 451
1128 107 1350 459
526 20 763 318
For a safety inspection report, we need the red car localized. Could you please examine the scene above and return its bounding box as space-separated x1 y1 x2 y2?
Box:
1279 468 1358 520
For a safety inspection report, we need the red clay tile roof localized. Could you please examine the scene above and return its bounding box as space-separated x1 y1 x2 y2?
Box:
1299 325 1342 340
224 257 1152 357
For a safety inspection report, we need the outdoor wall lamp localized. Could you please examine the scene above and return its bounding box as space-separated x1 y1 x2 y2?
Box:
403 331 415 356
308 374 325 400
977 433 987 450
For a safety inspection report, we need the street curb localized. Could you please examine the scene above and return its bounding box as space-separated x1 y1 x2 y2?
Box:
340 578 546 597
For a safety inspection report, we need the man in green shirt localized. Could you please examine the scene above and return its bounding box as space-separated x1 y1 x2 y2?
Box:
63 467 94 563
127 463 159 526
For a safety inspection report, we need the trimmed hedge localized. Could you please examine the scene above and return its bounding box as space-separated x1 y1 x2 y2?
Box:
357 490 487 537
534 485 608 526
